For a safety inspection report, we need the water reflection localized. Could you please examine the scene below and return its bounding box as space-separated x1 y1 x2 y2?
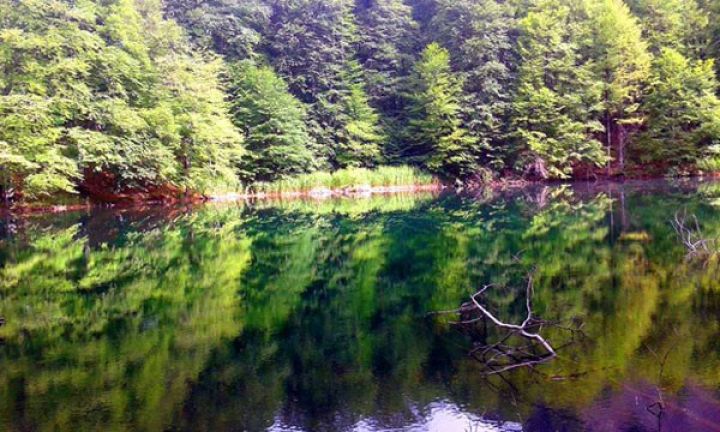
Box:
1 182 720 431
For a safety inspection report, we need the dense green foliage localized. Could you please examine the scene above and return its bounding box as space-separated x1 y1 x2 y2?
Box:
354 0 417 116
0 0 244 200
591 0 652 173
404 44 478 179
512 0 606 178
637 48 720 170
228 61 316 182
4 0 720 201
430 0 517 169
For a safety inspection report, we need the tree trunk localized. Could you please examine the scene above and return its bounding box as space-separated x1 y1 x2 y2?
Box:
606 112 612 177
608 187 615 242
1 170 10 208
182 154 191 198
620 189 628 231
618 124 626 174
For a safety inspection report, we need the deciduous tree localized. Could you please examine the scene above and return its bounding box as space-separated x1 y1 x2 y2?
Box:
636 48 720 169
588 0 652 174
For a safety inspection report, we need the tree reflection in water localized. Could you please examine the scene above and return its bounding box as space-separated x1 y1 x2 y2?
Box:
1 182 720 431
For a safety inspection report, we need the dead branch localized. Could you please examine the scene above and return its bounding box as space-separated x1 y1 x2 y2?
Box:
457 276 586 375
469 277 556 356
671 210 719 260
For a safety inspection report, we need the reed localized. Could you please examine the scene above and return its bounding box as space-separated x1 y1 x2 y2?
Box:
253 166 437 194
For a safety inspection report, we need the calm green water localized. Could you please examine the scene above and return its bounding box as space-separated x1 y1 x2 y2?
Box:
2 181 720 432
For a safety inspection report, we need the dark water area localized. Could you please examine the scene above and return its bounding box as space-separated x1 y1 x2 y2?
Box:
2 180 720 431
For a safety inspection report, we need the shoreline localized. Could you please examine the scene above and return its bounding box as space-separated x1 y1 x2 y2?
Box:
3 175 720 215
207 184 443 202
0 184 445 215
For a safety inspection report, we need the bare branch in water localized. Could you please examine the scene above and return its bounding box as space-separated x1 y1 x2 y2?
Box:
452 275 585 375
470 277 555 357
671 210 719 260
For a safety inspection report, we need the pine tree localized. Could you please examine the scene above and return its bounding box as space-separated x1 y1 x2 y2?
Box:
266 0 354 105
430 0 517 170
228 61 317 182
405 43 479 180
588 0 652 174
265 0 355 165
337 67 384 167
512 0 606 179
266 0 382 168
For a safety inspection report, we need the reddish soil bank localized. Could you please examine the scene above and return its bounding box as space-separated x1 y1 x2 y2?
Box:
2 175 205 215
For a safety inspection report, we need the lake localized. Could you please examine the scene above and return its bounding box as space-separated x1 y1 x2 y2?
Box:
2 180 720 432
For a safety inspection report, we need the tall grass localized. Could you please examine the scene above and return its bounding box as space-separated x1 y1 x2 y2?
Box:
254 166 437 194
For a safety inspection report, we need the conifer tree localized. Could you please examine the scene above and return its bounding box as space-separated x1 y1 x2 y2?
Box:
164 0 270 60
338 75 384 167
431 0 517 170
354 0 418 113
229 61 317 182
266 0 382 168
5 0 720 193
405 43 478 180
265 0 354 166
626 0 708 57
512 0 606 178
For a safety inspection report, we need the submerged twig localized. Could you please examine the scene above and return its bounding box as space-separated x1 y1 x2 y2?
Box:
671 210 719 261
457 275 584 375
469 277 555 357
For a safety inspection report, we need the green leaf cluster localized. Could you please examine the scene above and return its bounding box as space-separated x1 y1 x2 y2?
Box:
0 0 243 198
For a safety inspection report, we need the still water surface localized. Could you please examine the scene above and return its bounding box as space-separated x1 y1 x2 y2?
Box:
2 181 720 431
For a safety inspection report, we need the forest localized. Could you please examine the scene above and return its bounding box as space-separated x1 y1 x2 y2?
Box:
3 0 720 202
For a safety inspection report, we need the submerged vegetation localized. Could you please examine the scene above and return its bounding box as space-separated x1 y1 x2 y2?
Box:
3 0 720 204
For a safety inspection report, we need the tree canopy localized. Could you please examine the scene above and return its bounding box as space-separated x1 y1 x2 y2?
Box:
3 0 720 202
0 0 243 200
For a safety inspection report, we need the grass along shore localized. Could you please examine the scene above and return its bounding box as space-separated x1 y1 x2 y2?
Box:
221 166 440 200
